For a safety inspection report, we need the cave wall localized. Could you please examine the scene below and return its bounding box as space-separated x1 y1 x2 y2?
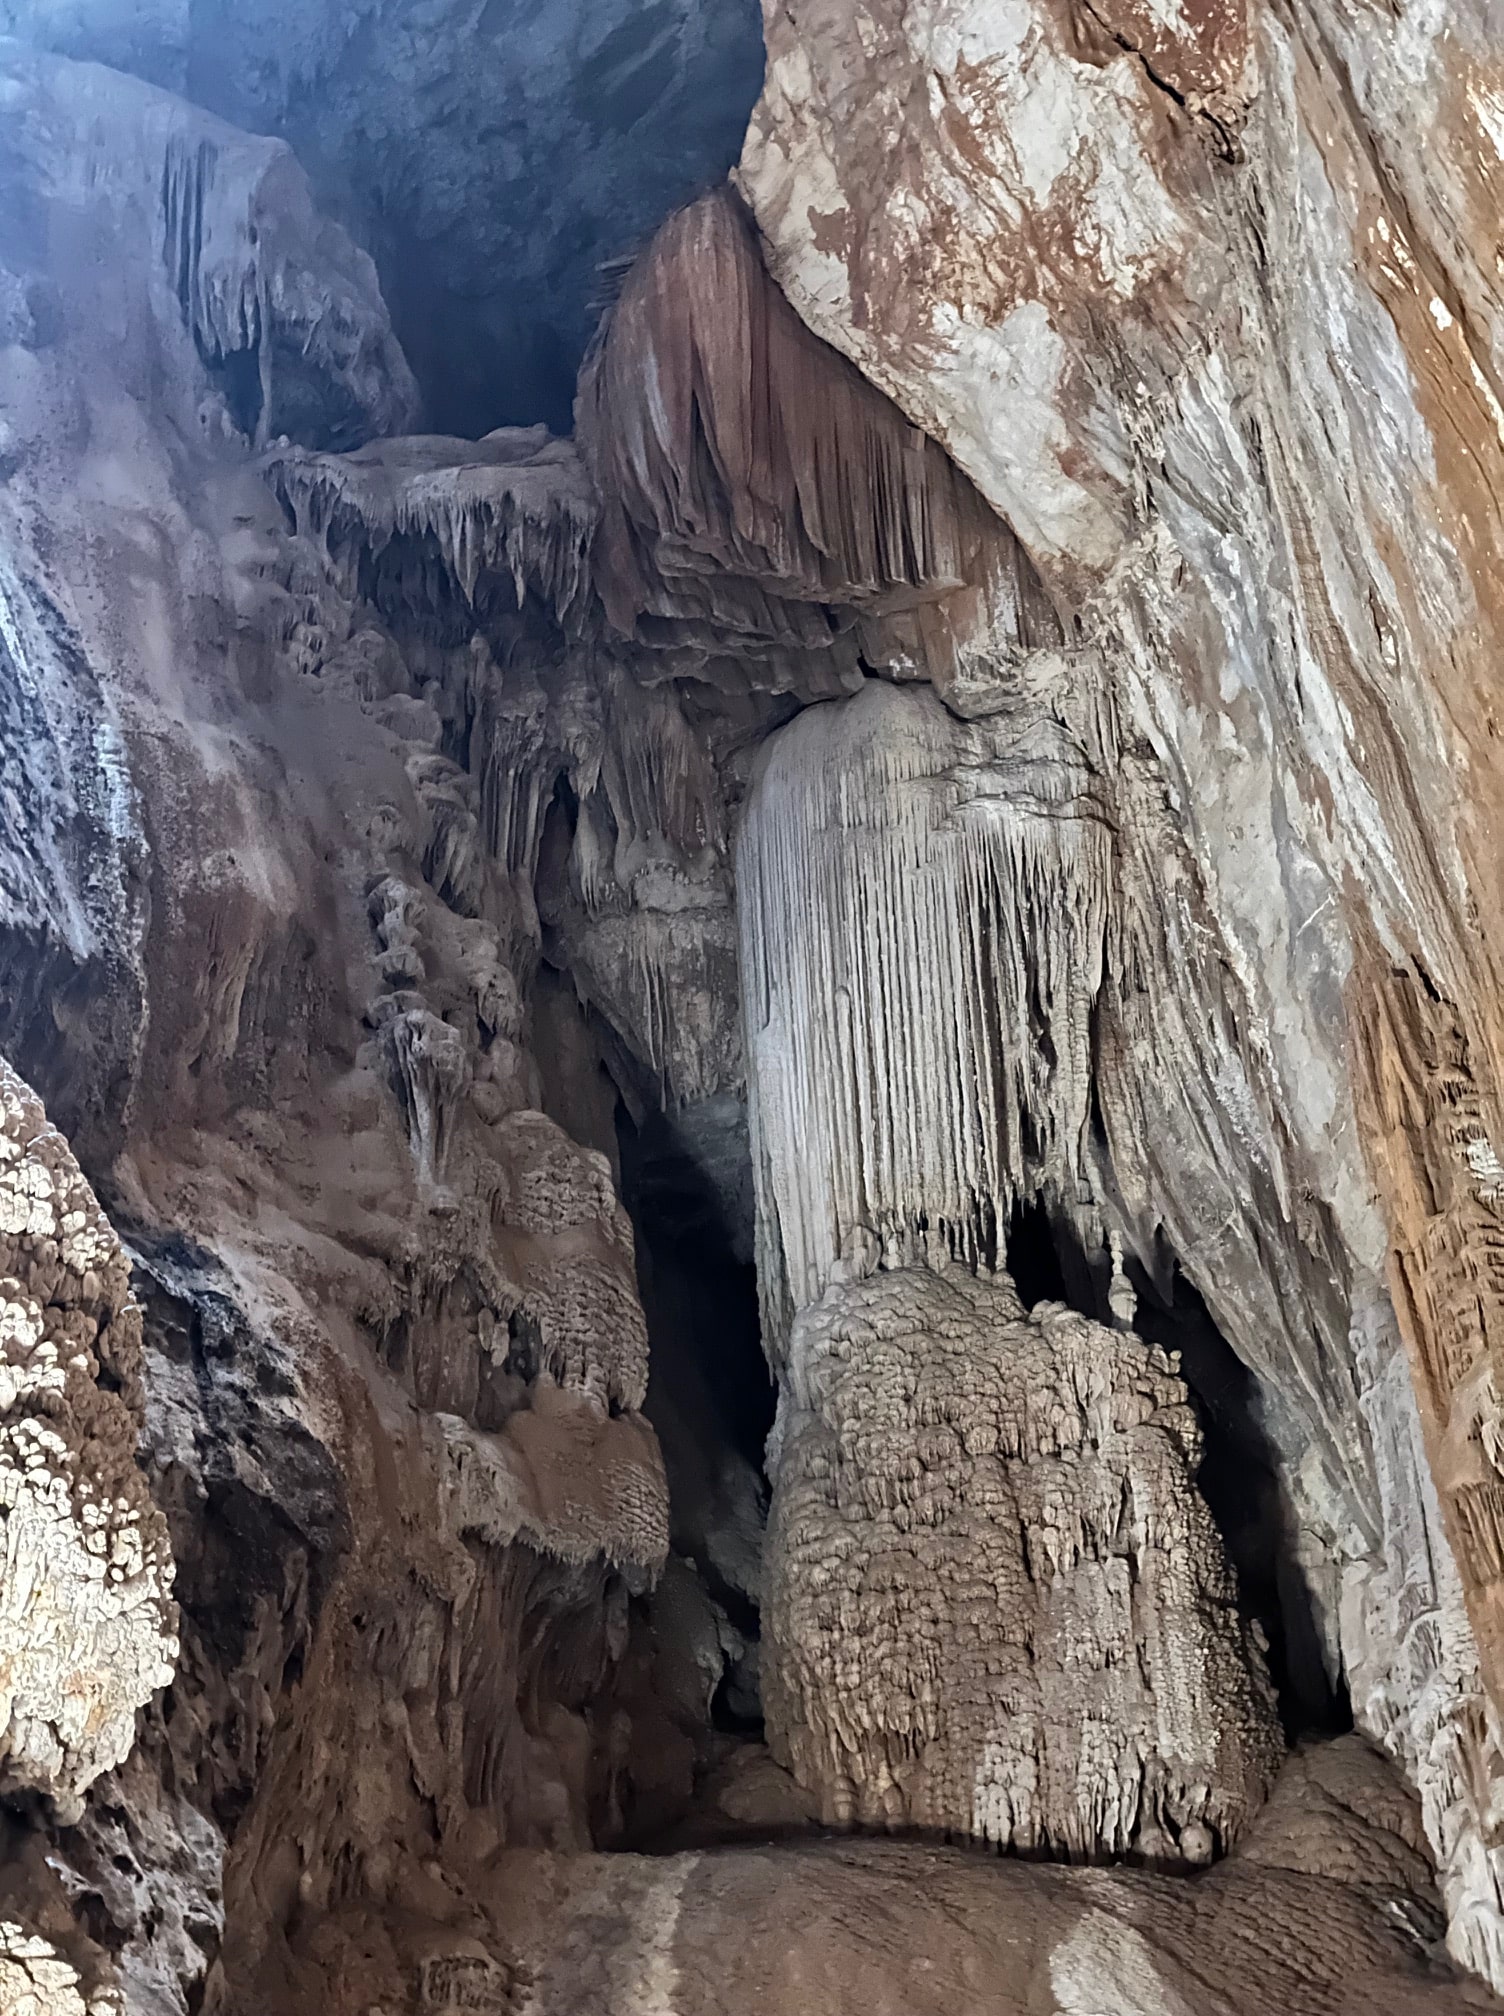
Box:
732 0 1504 1980
3 1 1504 2009
0 45 686 2009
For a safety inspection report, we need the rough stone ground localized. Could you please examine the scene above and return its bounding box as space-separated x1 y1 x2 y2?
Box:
490 1767 1495 2016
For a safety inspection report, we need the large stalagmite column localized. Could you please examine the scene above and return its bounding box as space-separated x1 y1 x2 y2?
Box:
738 680 1282 1858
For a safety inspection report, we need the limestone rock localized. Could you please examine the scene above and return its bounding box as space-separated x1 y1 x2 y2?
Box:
0 1925 120 2016
0 1059 176 1821
737 0 1504 1975
764 1264 1282 1855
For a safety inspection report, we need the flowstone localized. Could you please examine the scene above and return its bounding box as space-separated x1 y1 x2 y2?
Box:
764 1263 1283 1856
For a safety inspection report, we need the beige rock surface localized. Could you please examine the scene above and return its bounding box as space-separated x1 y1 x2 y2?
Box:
2 6 1504 2008
762 1265 1281 1855
0 1061 176 1821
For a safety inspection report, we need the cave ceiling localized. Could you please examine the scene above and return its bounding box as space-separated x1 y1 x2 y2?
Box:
0 0 766 432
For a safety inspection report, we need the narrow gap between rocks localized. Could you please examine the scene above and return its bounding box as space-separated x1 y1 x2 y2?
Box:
1133 1263 1353 1741
618 1097 772 1730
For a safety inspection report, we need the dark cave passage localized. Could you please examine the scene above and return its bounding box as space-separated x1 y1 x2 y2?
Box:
1133 1263 1352 1741
207 0 766 435
618 1095 772 1701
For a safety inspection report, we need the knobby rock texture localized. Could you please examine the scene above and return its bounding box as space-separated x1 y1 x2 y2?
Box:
763 1266 1281 1855
0 1 1500 2012
0 1061 176 1823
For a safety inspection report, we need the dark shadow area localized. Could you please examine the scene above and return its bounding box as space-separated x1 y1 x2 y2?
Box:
1132 1260 1351 1740
182 0 767 434
618 1096 771 1711
1006 1194 1112 1318
619 1102 768 1469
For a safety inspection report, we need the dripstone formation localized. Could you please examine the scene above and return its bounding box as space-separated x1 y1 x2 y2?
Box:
0 3 1503 2012
764 1266 1281 1855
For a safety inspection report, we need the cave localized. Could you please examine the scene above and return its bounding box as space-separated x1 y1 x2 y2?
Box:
3 5 1504 2015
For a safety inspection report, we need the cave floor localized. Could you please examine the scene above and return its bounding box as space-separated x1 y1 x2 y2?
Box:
489 1829 1497 2015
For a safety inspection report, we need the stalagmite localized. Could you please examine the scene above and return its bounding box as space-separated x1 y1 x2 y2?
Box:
763 1263 1282 1854
739 678 1281 1852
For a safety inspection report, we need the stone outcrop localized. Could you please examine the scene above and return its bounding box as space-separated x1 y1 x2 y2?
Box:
2 3 1504 2011
763 1265 1282 1856
0 1062 176 1821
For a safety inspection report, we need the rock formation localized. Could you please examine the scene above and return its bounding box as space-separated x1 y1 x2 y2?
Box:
0 1 1503 2010
0 1061 176 1822
486 1737 1497 2016
763 1265 1282 1855
0 0 766 433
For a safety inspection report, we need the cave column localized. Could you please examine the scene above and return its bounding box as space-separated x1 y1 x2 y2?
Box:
736 679 1283 1859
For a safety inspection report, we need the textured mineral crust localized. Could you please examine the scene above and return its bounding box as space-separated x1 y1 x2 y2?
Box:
0 1062 176 1821
763 1266 1282 1856
1 1 1504 2009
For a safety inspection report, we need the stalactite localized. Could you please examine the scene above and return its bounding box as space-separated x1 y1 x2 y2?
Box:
577 188 1064 696
379 1004 470 1193
737 678 1111 1353
267 431 596 624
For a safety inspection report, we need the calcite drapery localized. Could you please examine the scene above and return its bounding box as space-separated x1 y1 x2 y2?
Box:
738 677 1110 1352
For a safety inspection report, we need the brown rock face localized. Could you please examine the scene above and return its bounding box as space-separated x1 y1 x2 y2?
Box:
484 1740 1492 2016
2 3 1504 2009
